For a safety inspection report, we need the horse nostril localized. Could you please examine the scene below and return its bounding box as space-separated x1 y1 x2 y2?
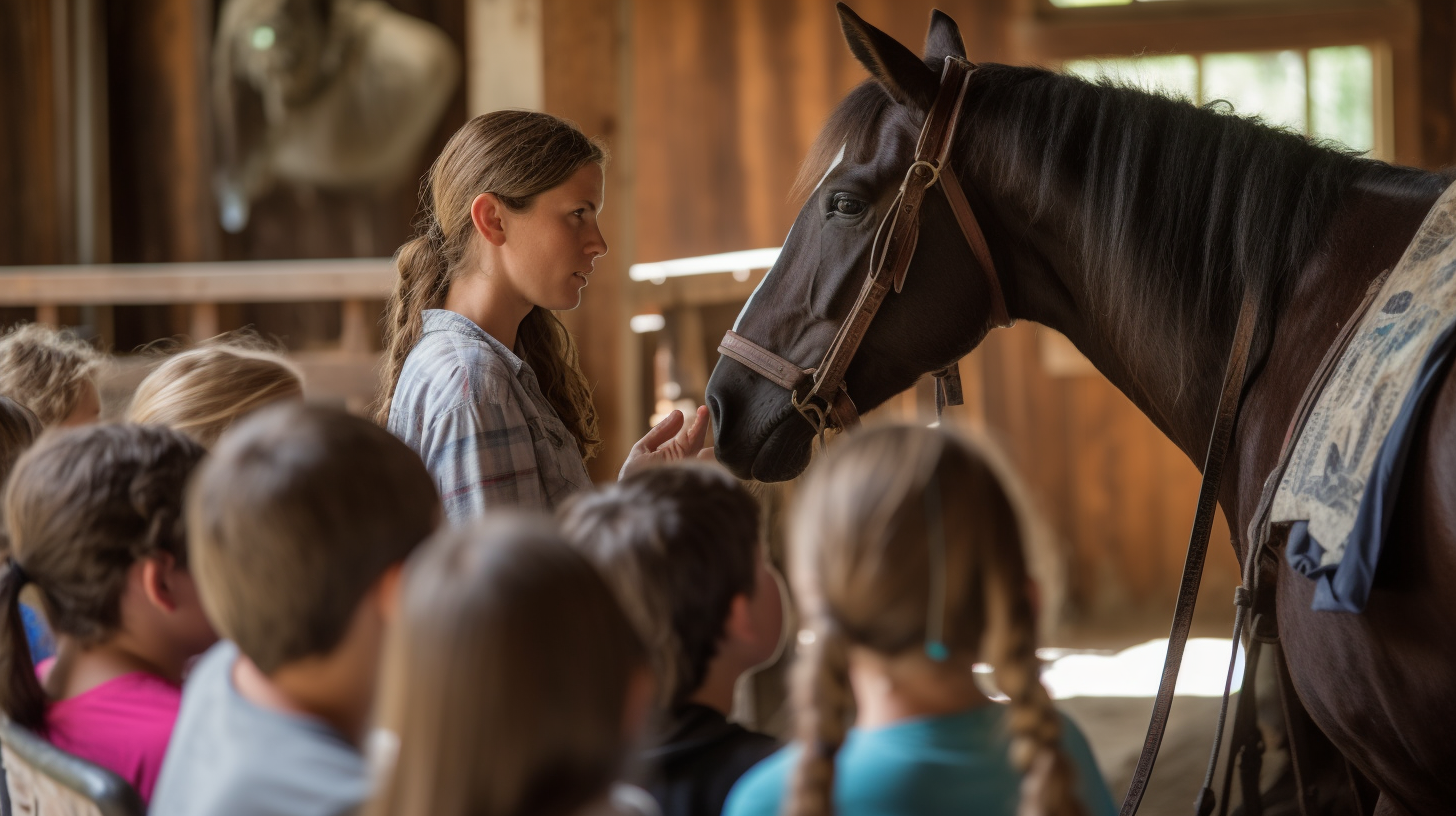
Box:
707 394 726 435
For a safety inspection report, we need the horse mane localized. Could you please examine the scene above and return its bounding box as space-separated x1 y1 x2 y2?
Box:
801 64 1446 400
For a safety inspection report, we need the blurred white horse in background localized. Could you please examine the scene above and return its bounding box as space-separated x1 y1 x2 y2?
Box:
213 0 460 232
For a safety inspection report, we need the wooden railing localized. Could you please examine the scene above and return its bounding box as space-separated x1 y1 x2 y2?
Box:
0 259 395 410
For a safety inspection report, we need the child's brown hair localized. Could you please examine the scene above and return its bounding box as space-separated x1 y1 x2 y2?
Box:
0 324 102 427
787 424 1082 816
559 463 762 709
127 339 303 447
0 423 205 731
368 516 646 816
187 402 440 674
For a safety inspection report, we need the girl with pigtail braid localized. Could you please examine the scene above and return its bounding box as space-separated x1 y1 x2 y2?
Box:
378 111 711 524
0 424 214 804
724 425 1116 816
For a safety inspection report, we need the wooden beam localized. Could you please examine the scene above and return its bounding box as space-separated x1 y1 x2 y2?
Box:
0 259 394 306
1419 0 1456 169
1019 2 1417 60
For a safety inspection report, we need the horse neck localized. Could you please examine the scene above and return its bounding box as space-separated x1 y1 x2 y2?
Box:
967 171 1236 463
952 69 1391 464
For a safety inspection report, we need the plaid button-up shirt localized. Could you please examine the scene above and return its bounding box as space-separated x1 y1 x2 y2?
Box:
387 309 593 524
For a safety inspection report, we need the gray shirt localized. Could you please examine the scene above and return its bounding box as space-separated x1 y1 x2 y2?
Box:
387 309 593 523
150 641 370 816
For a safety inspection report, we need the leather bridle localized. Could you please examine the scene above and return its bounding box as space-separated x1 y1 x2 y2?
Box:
718 56 1012 443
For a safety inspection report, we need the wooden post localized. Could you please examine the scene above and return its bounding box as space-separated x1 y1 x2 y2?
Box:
189 302 219 340
34 305 60 327
543 0 633 481
340 299 371 353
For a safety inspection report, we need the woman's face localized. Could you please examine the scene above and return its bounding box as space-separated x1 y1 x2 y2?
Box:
497 163 608 312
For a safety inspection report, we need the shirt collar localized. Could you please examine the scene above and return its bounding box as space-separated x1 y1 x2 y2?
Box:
421 309 524 375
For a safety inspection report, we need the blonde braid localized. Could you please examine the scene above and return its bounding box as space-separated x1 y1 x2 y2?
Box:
987 551 1085 816
374 227 451 425
786 620 852 816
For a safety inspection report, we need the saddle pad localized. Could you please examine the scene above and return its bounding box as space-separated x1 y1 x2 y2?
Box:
1273 181 1456 613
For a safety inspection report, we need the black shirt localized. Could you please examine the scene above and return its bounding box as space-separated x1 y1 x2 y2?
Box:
641 704 780 816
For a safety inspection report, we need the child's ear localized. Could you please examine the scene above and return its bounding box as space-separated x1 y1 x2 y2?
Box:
141 554 180 613
622 666 657 740
723 593 757 646
376 563 407 624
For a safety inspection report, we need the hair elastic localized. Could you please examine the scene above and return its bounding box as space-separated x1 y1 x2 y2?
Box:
923 466 949 662
6 558 28 587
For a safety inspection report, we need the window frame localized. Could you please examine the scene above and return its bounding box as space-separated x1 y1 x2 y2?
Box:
1016 0 1419 164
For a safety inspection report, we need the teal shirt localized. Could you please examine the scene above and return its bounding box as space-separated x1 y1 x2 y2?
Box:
724 705 1116 816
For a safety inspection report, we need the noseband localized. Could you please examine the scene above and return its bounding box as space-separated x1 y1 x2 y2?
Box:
718 56 1012 443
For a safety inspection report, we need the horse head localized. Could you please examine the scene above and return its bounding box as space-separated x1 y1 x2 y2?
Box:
706 6 1011 482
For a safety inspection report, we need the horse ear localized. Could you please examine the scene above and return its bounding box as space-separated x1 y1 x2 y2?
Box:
837 3 938 112
924 10 966 63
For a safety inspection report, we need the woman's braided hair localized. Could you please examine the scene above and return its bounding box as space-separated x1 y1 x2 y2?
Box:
786 424 1084 816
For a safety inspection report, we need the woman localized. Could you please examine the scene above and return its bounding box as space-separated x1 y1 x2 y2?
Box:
379 110 707 523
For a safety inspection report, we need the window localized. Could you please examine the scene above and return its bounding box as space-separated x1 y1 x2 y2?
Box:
1065 46 1375 155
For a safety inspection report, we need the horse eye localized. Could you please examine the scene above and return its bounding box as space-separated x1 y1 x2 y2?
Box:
832 194 864 216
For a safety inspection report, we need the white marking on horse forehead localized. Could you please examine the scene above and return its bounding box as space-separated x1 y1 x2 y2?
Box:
732 143 847 334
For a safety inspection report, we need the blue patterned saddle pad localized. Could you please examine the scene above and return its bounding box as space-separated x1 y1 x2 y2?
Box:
1272 182 1456 613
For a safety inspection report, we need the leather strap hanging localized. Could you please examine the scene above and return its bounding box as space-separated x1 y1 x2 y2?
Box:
1119 290 1259 816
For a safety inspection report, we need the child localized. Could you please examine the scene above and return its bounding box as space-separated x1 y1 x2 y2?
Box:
0 396 54 663
560 465 783 816
151 402 440 816
0 423 214 803
724 425 1116 816
127 340 304 446
366 516 656 816
0 323 103 427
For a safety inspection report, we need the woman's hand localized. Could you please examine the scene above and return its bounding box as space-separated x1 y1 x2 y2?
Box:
619 406 715 480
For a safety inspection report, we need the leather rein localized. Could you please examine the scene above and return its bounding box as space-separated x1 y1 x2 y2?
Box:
718 56 1011 441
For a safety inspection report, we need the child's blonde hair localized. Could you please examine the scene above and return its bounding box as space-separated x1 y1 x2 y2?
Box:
127 340 303 447
368 516 646 816
787 424 1082 816
0 324 102 427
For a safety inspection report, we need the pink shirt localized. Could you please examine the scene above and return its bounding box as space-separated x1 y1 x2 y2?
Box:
44 671 182 803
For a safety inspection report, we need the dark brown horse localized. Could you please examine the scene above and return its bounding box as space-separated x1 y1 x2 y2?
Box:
705 6 1456 814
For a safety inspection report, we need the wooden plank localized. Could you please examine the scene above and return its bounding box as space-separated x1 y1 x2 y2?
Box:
1419 0 1456 169
105 0 217 265
544 0 631 479
0 259 395 305
189 302 219 340
1020 2 1417 61
0 0 66 266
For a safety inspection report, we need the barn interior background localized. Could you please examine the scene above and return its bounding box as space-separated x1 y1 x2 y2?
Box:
2 0 1454 807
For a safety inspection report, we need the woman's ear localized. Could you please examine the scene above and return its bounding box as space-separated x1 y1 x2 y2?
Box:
470 192 509 247
837 3 938 111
